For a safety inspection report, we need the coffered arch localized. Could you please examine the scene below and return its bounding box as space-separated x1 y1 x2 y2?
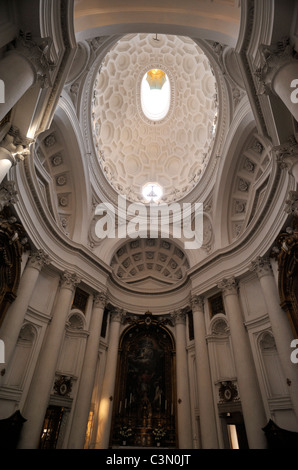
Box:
33 98 91 244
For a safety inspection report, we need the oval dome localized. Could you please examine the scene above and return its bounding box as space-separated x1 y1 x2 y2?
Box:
91 33 218 204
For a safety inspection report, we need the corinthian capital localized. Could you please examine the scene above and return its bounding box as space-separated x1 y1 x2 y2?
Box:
217 277 238 296
250 256 272 278
28 249 51 270
171 309 186 325
10 31 55 88
94 292 108 309
0 180 18 211
255 36 297 95
60 271 81 290
285 191 298 217
190 295 204 312
110 307 125 323
273 136 298 175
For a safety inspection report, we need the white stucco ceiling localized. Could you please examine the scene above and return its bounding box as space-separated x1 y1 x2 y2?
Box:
91 33 218 204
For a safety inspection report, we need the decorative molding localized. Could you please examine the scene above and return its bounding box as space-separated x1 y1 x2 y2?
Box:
255 36 298 95
93 292 108 309
217 277 238 296
273 136 298 176
53 374 73 397
190 294 204 312
285 191 298 217
219 381 239 403
60 271 81 290
250 256 272 278
171 309 186 325
210 317 229 336
110 307 125 323
27 249 51 270
0 181 18 211
10 30 56 88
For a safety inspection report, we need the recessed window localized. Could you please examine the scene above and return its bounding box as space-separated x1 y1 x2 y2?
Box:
141 69 170 121
142 182 163 203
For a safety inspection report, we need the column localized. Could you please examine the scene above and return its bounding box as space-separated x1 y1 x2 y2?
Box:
218 277 267 449
0 249 50 381
172 309 193 449
0 33 54 121
0 149 15 184
191 295 218 448
0 33 54 183
68 292 107 449
95 307 124 449
251 256 298 420
18 271 81 449
256 38 298 121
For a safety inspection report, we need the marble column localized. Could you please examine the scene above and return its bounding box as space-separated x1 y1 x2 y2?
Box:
0 33 54 183
172 309 193 449
0 249 50 381
95 307 124 449
68 292 107 449
191 295 218 448
18 271 81 449
251 256 298 420
218 277 267 449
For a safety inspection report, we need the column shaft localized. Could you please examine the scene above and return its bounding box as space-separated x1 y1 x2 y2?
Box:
191 296 218 448
68 293 107 449
0 250 50 379
95 308 124 449
251 257 298 421
18 271 80 449
0 52 36 121
218 278 267 449
173 310 193 449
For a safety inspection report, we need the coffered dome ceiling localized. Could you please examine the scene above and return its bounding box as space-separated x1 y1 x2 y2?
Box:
91 33 218 204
